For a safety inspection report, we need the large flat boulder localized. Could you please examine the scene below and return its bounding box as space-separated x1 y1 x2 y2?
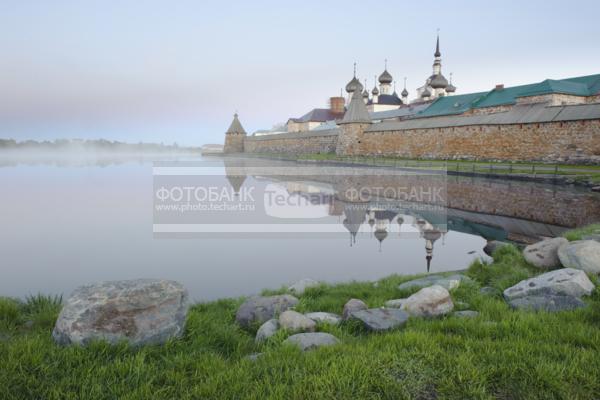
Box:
284 332 339 351
503 268 595 301
350 308 409 331
236 295 299 328
400 285 454 317
523 237 568 269
279 310 316 332
304 312 342 326
342 299 367 320
52 279 189 346
558 240 600 275
398 274 470 291
508 295 586 312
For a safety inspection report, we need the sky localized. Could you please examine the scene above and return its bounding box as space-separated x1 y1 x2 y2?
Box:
1 0 599 146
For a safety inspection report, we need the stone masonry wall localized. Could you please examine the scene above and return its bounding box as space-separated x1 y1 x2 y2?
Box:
360 120 600 163
244 130 338 154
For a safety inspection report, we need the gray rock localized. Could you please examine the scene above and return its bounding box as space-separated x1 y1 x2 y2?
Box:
454 301 470 310
236 295 299 328
342 299 367 320
247 353 263 361
284 332 340 351
279 310 316 332
52 279 189 346
255 319 279 343
503 268 595 301
398 274 471 291
591 186 600 192
384 299 406 308
480 286 500 296
557 240 600 274
582 234 600 243
304 312 342 325
508 295 586 312
454 310 479 318
523 237 568 269
288 278 320 295
400 285 454 317
483 241 509 256
350 308 409 331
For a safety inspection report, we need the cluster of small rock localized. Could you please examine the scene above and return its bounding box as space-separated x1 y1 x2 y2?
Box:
47 233 598 351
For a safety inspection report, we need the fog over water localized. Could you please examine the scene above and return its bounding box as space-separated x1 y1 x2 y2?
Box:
1 153 598 301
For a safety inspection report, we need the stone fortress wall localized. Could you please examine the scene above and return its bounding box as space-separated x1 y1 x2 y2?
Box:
242 118 600 163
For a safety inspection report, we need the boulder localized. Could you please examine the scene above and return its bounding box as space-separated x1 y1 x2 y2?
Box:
523 237 568 269
398 274 471 291
483 241 509 256
508 295 586 312
454 310 479 318
557 240 600 274
349 308 409 331
400 285 454 317
304 312 342 326
279 310 316 332
284 332 340 351
384 299 406 308
342 299 367 320
288 278 320 295
236 295 299 328
503 268 595 301
52 279 189 346
255 319 279 343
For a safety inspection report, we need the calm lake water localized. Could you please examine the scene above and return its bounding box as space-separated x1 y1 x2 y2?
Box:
1 154 599 301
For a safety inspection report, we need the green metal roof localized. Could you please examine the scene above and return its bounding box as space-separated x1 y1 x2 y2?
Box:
415 73 600 118
415 92 487 118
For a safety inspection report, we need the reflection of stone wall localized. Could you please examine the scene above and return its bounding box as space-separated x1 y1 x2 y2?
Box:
244 130 338 154
360 120 600 163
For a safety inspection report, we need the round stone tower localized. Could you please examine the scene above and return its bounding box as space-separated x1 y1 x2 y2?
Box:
223 113 246 154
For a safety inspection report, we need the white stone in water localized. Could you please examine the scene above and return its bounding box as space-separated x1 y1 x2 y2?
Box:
279 310 316 332
400 285 454 317
288 278 320 295
503 268 595 300
52 279 189 346
304 312 342 325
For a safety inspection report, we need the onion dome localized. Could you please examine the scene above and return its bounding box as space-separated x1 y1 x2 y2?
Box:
446 82 456 93
430 74 448 89
345 77 363 93
422 87 432 98
378 69 393 84
374 229 388 243
362 88 369 99
371 85 379 96
401 87 409 97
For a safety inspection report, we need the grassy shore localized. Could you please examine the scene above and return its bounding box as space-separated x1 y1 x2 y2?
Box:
1 232 600 399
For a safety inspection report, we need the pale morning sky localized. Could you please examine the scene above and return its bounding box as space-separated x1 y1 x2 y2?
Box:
1 0 599 146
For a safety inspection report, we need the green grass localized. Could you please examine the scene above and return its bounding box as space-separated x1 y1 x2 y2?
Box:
1 248 600 399
562 223 600 241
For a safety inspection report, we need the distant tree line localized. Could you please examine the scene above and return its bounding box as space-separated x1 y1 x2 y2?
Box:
0 139 201 153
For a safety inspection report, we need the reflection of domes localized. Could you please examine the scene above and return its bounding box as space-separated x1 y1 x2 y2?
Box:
374 229 388 242
342 205 367 245
423 229 442 242
226 175 246 193
345 77 363 93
